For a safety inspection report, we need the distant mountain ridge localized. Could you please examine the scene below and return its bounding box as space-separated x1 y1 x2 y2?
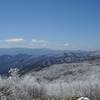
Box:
0 48 64 55
0 48 99 75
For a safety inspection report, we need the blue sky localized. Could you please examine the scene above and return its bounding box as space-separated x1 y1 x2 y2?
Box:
0 0 100 50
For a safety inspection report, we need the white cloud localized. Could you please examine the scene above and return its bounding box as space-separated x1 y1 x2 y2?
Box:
5 38 25 43
64 43 69 47
31 39 47 47
38 40 46 43
0 38 72 49
0 38 48 48
32 39 46 43
32 39 37 43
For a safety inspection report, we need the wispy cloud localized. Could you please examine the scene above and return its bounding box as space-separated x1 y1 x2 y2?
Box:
64 43 69 47
32 39 47 47
32 39 46 43
0 38 73 49
31 39 37 43
5 38 25 43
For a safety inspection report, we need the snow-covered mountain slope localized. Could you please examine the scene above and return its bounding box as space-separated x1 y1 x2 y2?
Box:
31 61 100 82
